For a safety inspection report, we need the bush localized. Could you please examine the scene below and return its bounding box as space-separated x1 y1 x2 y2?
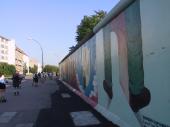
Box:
0 62 16 76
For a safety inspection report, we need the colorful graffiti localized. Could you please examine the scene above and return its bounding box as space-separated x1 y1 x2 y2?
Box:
59 0 170 126
60 37 98 104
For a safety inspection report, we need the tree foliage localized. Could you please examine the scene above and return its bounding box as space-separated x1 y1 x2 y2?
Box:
43 65 59 73
0 62 16 76
69 45 76 53
29 65 38 74
23 63 28 75
76 10 107 44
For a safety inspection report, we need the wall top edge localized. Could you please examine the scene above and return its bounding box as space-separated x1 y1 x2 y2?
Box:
59 0 136 65
93 0 136 33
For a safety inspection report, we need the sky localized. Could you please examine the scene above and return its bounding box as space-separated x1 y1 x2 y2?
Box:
0 0 120 66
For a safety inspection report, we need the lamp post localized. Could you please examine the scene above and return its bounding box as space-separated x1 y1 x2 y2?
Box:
28 38 44 71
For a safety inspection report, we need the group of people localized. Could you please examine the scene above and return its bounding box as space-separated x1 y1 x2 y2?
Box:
0 71 57 103
0 72 22 103
32 72 54 86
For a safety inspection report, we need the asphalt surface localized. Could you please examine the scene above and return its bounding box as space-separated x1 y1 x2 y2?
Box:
0 78 57 127
0 77 119 127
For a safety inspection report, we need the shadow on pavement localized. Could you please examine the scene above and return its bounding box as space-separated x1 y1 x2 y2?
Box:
34 80 119 127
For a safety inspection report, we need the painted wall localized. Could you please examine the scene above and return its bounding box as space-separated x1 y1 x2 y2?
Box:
59 0 170 126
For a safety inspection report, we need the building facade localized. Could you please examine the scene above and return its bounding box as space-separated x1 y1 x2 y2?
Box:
0 35 41 74
15 46 25 74
23 53 30 74
37 63 42 73
0 36 15 65
29 58 37 68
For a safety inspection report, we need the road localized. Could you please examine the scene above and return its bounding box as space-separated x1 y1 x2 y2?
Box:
0 78 57 127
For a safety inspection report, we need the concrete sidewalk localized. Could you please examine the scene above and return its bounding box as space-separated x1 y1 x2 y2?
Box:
34 80 119 127
0 79 57 127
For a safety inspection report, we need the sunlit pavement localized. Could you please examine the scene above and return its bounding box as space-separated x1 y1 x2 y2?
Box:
0 78 57 127
0 78 118 127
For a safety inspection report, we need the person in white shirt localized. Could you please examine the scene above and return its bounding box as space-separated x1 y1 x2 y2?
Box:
0 74 7 103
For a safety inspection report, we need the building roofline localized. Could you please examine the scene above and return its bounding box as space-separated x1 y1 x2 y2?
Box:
0 35 10 41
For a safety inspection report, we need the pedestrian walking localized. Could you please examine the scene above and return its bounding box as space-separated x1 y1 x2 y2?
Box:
12 72 22 95
0 73 7 103
32 73 39 87
40 72 45 84
38 72 41 79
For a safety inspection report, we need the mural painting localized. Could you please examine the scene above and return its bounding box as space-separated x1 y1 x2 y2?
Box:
60 37 98 104
59 0 170 126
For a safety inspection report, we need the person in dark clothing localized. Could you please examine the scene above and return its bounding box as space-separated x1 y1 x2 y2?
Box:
12 72 22 95
38 72 41 79
33 73 39 87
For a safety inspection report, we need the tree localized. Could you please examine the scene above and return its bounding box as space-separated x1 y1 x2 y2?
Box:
29 65 37 74
69 45 76 53
76 10 107 44
0 62 16 76
43 65 59 73
23 63 28 75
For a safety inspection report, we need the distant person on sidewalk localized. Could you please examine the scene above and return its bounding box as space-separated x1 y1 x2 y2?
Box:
32 73 39 87
40 72 46 83
38 72 41 79
0 73 7 102
55 73 60 84
56 73 59 79
38 72 44 83
12 72 22 95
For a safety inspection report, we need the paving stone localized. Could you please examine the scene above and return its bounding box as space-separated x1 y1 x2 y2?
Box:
70 111 100 126
61 93 71 98
0 112 17 123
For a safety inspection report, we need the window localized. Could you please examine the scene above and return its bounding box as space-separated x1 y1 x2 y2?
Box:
1 44 4 48
1 50 4 54
1 56 4 59
2 39 5 42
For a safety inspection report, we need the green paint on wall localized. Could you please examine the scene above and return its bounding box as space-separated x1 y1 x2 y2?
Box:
125 0 144 95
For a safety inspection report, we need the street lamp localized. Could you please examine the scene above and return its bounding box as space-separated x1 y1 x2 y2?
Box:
28 37 44 71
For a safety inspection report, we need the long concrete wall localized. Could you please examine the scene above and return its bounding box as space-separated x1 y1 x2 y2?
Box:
59 0 170 126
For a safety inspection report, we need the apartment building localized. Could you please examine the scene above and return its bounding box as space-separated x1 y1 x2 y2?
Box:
29 58 42 73
37 63 42 73
1 35 41 74
0 36 15 65
23 53 30 74
15 46 25 74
